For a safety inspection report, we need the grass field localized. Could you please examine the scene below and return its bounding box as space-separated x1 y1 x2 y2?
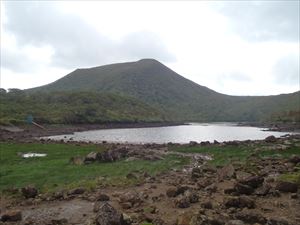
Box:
1 140 299 194
170 144 300 166
0 142 189 193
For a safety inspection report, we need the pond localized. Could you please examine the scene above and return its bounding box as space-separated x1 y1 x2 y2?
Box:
45 123 294 144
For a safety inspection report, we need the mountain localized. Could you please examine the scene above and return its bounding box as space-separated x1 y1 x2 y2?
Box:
27 59 299 122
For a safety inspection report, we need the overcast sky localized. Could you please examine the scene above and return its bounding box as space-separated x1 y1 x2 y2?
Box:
1 1 299 96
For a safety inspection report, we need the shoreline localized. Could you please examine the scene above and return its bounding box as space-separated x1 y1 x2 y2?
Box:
0 122 186 142
1 121 299 143
237 121 300 132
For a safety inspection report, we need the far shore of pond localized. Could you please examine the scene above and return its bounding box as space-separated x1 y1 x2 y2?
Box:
0 121 299 143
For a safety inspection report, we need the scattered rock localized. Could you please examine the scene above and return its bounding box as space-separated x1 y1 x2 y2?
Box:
234 183 254 195
255 183 271 196
265 135 277 143
98 147 128 163
275 181 298 193
21 186 38 198
191 167 202 179
67 187 86 195
201 201 213 209
235 210 266 224
268 217 291 225
189 141 198 146
95 202 126 225
291 193 298 199
224 196 255 209
70 156 84 165
236 171 252 181
51 218 68 225
120 202 132 210
96 193 110 201
126 172 139 180
175 196 190 208
176 212 195 225
225 220 245 225
205 183 217 193
1 210 22 222
166 187 178 197
119 191 142 207
184 190 199 203
240 176 264 189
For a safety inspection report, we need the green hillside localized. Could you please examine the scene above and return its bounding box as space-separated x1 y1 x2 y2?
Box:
26 59 299 122
0 91 166 125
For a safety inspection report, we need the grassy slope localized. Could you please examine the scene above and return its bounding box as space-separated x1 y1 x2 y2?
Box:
0 91 166 125
170 144 300 166
0 142 189 192
28 59 300 122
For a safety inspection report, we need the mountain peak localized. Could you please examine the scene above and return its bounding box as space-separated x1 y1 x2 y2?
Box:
136 58 161 64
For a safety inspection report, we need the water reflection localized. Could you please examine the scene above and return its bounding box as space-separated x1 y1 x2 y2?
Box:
46 123 293 144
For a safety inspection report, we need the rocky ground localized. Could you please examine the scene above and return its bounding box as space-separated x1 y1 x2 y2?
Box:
0 128 300 225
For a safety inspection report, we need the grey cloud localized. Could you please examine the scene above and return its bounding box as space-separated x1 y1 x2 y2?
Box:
273 54 300 85
118 32 176 62
1 46 31 73
3 1 175 72
219 72 252 82
216 1 299 42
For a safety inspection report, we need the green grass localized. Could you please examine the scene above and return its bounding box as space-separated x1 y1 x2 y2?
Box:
0 142 189 193
170 144 300 167
259 145 300 158
170 145 252 166
279 172 300 186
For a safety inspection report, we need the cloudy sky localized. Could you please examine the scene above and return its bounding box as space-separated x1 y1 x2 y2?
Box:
1 1 299 96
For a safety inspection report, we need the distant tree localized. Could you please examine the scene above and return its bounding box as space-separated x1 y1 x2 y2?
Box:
8 88 23 93
0 88 7 94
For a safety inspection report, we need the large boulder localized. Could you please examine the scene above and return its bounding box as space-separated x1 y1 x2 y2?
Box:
288 155 300 164
98 147 129 162
191 167 202 179
217 164 235 181
21 186 38 198
119 191 142 208
275 181 298 193
1 210 22 222
265 135 277 143
95 202 126 225
239 176 264 189
84 152 98 163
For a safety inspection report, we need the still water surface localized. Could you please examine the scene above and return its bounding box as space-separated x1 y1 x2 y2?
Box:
46 123 293 144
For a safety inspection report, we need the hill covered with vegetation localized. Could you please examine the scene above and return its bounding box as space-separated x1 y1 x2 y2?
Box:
1 59 298 125
0 90 166 125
